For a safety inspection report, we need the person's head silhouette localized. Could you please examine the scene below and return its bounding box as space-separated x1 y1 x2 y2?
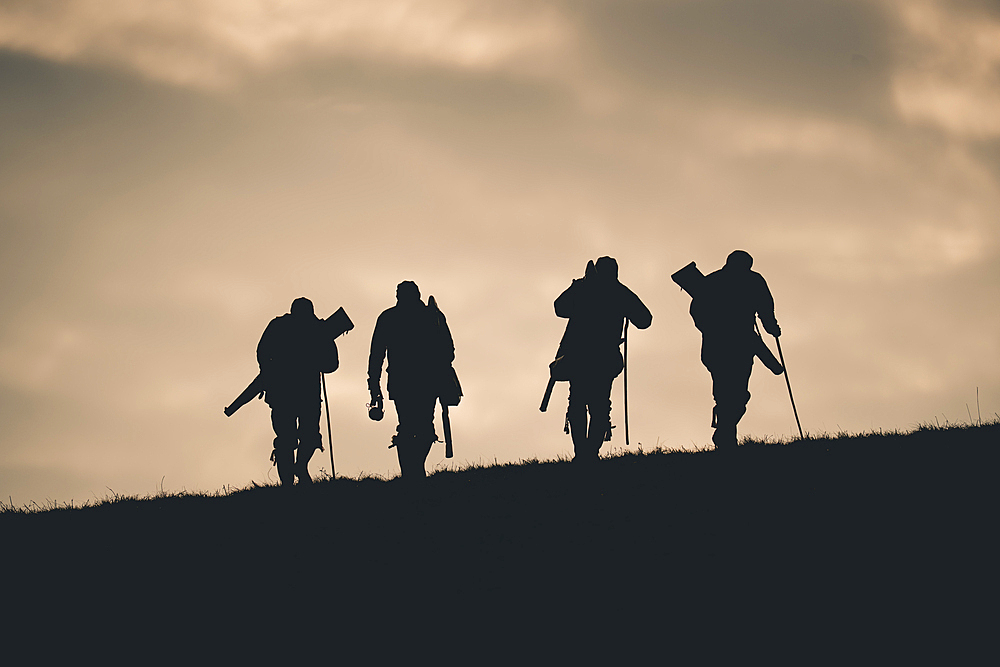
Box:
595 256 619 284
396 281 421 304
290 297 315 319
724 250 753 271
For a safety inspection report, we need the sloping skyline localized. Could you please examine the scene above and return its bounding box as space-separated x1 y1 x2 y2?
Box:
1 0 997 504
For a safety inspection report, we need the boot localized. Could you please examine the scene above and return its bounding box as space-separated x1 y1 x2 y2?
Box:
584 431 606 462
273 448 295 486
295 446 315 485
569 411 594 463
581 416 611 463
712 422 738 452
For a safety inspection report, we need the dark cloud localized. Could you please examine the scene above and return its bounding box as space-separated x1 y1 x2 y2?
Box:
571 0 897 120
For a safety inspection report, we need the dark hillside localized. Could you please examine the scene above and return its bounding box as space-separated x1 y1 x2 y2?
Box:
2 423 997 662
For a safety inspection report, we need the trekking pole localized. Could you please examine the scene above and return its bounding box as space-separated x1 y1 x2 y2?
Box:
623 319 630 446
774 336 804 440
321 373 336 478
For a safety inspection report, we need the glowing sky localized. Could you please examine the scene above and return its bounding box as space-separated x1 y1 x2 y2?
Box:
1 0 997 505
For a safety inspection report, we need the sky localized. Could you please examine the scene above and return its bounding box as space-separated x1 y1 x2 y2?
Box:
1 0 998 506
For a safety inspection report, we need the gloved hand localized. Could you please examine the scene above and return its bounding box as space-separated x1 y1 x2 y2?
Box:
367 390 384 421
367 378 383 408
765 322 781 337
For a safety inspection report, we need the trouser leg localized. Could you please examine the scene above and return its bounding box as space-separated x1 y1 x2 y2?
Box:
270 408 298 486
393 393 438 479
567 381 589 459
709 360 753 451
395 436 435 480
586 376 614 457
569 375 615 462
295 400 322 484
295 446 314 484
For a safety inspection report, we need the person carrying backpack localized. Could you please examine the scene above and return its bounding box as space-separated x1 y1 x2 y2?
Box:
256 297 339 485
367 281 456 480
689 250 781 451
553 257 652 463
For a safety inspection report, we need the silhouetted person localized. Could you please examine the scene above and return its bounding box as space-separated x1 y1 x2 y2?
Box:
554 257 652 463
691 250 780 450
368 281 455 480
257 297 337 485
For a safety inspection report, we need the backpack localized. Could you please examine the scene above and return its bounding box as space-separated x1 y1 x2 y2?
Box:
427 296 463 406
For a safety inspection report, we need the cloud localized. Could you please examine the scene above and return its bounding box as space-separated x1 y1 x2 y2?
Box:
890 0 1000 137
5 0 1000 147
0 0 573 88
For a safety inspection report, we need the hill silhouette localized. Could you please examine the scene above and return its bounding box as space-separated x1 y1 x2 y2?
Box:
2 421 996 662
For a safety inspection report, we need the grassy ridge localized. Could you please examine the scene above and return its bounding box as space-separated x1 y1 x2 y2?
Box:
2 422 997 661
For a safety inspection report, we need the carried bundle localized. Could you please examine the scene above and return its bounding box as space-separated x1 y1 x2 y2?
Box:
224 307 354 417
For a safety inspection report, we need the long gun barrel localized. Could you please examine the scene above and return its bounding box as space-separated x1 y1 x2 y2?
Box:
539 376 557 412
754 331 784 375
671 261 706 297
224 373 265 417
325 306 354 338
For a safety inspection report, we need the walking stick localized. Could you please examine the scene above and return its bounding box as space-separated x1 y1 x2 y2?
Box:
321 373 336 478
774 336 804 440
623 319 630 446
